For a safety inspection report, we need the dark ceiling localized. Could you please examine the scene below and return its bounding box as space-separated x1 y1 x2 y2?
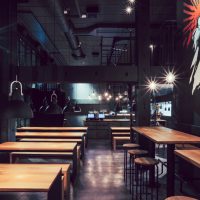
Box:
17 0 176 66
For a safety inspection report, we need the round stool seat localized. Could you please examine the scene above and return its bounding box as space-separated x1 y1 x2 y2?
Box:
122 143 140 149
165 196 198 200
135 157 159 166
128 149 148 156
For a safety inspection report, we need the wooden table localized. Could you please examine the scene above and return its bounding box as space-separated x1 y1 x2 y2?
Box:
17 126 87 132
175 150 200 168
0 164 62 200
16 132 85 157
17 126 88 147
132 126 200 197
0 142 77 179
110 127 130 132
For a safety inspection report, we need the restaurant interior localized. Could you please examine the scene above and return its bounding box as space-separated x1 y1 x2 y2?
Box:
0 0 200 200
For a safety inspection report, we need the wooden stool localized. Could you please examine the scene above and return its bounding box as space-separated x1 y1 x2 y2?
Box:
128 149 148 193
165 196 198 200
122 143 140 186
133 157 159 200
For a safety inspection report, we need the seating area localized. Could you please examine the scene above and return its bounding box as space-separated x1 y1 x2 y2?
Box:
1 0 200 199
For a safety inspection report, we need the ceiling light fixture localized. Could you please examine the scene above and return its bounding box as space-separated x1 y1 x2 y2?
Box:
81 14 87 18
128 0 135 4
125 6 133 14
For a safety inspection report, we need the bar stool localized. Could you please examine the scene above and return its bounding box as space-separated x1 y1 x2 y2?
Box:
122 143 140 185
133 157 159 200
165 196 198 200
128 149 148 192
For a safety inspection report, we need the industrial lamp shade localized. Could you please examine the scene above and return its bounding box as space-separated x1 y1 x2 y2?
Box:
45 91 63 114
1 78 33 119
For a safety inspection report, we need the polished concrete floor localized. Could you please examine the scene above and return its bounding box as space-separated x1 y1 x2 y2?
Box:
0 140 199 200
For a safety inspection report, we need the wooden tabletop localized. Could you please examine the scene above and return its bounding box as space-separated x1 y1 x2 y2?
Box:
16 132 85 139
132 126 200 144
19 138 82 142
110 127 130 131
175 150 200 168
17 126 87 131
0 164 61 192
0 142 77 152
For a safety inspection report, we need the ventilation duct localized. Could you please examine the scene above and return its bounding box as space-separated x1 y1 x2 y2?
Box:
47 0 85 59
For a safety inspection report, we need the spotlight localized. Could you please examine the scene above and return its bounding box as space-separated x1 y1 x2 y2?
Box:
148 80 158 92
165 72 176 84
125 6 132 14
128 0 135 4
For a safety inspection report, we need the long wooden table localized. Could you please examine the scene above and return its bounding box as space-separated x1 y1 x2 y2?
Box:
132 126 200 197
0 164 62 200
0 142 77 179
16 132 85 157
17 126 87 132
17 126 88 147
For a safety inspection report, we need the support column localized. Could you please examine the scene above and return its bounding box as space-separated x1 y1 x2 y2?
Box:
135 0 150 126
0 0 17 142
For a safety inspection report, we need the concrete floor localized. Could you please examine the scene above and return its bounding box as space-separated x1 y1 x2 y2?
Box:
0 140 199 200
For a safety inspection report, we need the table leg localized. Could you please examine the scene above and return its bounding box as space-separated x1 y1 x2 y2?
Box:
167 144 175 197
47 171 62 200
148 140 155 186
81 136 85 158
72 144 78 181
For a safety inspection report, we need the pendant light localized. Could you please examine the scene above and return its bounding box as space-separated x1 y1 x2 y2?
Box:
63 96 74 113
73 102 81 112
45 90 63 114
39 97 49 113
2 76 33 119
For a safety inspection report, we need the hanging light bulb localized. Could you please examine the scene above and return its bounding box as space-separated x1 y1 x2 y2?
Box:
115 97 119 101
165 72 176 84
98 95 102 101
125 6 132 14
1 76 33 119
104 92 109 97
128 0 135 4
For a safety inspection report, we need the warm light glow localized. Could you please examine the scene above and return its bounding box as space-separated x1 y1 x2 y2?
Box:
125 6 132 14
165 72 176 84
106 97 110 101
104 92 108 97
115 97 119 101
109 95 112 99
148 80 158 91
81 14 87 18
119 94 123 99
128 0 135 4
98 95 102 101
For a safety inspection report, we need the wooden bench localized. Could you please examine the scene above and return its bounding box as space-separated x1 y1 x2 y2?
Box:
18 138 85 158
43 163 70 198
175 144 200 150
113 136 130 150
9 146 81 177
111 132 130 149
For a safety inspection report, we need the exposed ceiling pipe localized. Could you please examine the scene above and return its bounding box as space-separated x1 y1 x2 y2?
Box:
47 0 85 59
74 0 82 18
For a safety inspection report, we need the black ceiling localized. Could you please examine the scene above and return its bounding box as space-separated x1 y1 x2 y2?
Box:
17 0 176 66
